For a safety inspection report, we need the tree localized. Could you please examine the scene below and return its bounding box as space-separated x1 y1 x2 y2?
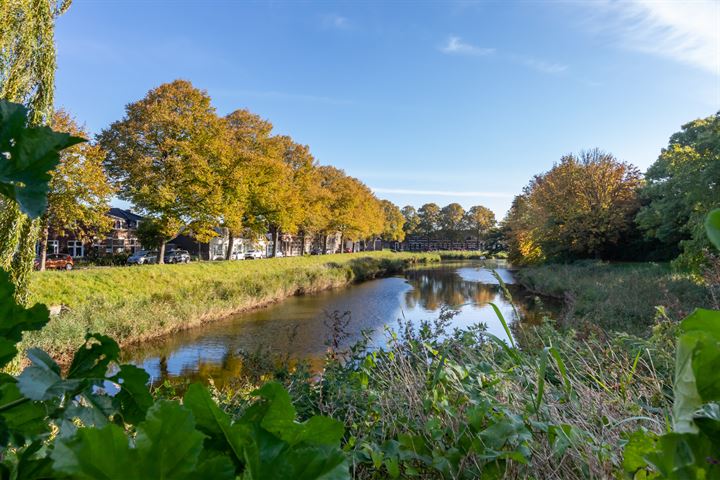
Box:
380 200 406 244
0 0 71 302
439 203 465 241
99 80 225 263
417 203 441 246
637 112 720 270
401 206 419 236
505 149 642 264
464 205 496 250
36 110 113 270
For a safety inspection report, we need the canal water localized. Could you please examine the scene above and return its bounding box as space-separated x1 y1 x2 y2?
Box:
125 261 553 384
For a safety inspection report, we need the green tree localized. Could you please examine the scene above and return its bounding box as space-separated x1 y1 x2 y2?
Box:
464 205 496 250
0 0 71 301
505 149 642 264
417 203 441 246
439 203 465 241
37 109 113 271
401 205 419 236
380 200 406 244
99 80 225 263
637 112 720 270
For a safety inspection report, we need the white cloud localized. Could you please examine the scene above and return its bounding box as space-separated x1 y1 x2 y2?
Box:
513 55 568 74
440 36 495 56
585 0 720 75
371 187 512 198
322 14 350 30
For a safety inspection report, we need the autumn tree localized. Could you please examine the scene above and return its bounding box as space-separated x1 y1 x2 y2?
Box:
637 111 720 270
0 0 71 301
464 205 496 250
99 80 225 263
439 203 465 241
505 149 642 264
417 203 441 246
380 200 406 244
37 110 113 270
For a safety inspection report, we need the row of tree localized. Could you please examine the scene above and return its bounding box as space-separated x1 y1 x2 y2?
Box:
504 111 720 270
38 80 410 265
400 203 496 248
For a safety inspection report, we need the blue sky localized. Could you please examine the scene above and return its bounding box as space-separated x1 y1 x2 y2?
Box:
54 0 719 218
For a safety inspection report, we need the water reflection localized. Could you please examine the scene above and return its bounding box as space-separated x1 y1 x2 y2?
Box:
124 261 554 384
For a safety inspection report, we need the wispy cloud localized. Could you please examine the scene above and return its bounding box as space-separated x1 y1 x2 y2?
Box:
440 36 566 74
583 0 719 75
213 89 353 106
372 187 512 198
512 55 568 74
440 36 495 56
322 14 350 30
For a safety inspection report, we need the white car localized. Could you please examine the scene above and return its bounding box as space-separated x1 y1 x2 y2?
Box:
244 249 265 260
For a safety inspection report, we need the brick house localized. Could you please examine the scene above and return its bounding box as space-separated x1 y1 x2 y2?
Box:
45 208 144 258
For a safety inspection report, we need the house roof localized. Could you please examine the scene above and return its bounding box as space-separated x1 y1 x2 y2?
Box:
108 208 144 222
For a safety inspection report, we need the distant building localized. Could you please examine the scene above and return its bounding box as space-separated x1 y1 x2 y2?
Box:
401 234 485 251
44 208 144 258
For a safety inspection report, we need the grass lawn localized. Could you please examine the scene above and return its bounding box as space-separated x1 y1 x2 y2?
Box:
25 251 438 361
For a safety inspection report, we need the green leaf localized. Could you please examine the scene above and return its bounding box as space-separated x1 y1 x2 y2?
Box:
0 100 84 218
134 400 206 479
109 364 153 424
677 309 720 420
17 348 81 400
705 209 720 251
52 424 134 479
67 333 120 380
0 270 49 367
183 383 246 462
622 429 658 475
0 379 50 445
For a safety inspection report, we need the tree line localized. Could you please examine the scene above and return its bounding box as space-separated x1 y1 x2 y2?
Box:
504 111 720 271
400 203 497 249
32 80 417 266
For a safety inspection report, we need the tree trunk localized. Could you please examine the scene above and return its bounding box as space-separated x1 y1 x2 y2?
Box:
324 234 329 253
39 218 49 271
300 231 306 255
272 227 279 257
339 233 344 253
226 231 234 260
158 240 166 264
477 229 481 251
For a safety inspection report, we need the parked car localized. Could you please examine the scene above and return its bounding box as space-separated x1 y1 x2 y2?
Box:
244 249 265 260
127 250 158 265
164 249 190 264
310 247 324 255
35 253 74 270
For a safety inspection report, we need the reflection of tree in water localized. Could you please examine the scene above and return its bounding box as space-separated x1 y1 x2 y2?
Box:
404 268 501 311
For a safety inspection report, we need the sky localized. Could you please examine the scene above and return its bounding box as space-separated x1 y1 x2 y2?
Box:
53 0 720 219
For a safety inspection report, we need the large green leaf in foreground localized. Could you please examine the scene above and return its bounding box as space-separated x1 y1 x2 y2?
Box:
0 100 84 218
0 269 49 367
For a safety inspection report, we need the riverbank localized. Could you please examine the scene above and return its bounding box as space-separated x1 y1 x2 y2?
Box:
25 251 439 362
515 261 710 334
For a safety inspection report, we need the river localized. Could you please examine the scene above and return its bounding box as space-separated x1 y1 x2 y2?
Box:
124 260 554 384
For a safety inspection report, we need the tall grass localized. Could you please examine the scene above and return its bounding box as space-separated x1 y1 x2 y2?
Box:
516 261 709 334
25 252 438 361
211 310 677 479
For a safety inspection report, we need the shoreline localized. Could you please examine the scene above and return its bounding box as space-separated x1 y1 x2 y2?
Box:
24 252 441 364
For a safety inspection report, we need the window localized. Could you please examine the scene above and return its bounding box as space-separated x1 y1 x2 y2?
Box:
113 219 125 230
68 240 84 258
48 240 59 254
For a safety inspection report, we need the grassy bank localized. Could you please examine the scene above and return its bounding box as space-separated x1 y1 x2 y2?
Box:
25 251 439 361
515 261 710 334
